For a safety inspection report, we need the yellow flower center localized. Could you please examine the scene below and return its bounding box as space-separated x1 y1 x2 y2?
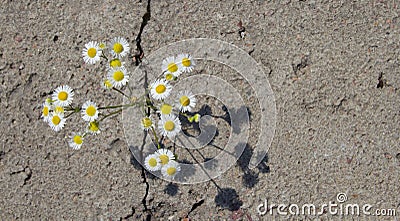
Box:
58 91 68 101
89 121 99 132
55 106 64 114
86 105 96 117
113 70 124 82
99 42 106 49
87 48 97 58
160 104 172 115
164 121 175 131
52 115 61 125
113 43 123 54
159 154 169 165
148 158 157 167
110 58 122 68
167 63 178 72
165 73 174 81
166 167 177 176
104 79 113 89
141 117 152 128
155 84 166 94
43 106 49 116
182 58 191 67
180 96 190 106
73 135 83 145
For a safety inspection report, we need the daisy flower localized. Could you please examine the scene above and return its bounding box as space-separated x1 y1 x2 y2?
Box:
54 105 64 114
102 79 113 89
177 90 196 112
109 37 130 58
41 102 51 122
161 160 181 179
82 41 101 64
141 116 153 131
149 79 172 100
109 58 123 69
108 66 129 88
87 121 100 135
164 72 176 81
159 103 173 115
52 85 74 107
158 114 181 139
48 112 66 132
81 101 99 122
69 133 84 150
156 148 175 165
144 153 162 171
176 53 195 73
162 56 182 77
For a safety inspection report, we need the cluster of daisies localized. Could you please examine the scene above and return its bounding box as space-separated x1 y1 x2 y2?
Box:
41 35 201 180
144 149 180 179
41 37 132 150
40 85 102 149
139 53 199 179
82 36 131 89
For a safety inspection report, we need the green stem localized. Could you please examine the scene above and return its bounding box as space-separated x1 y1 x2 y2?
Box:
99 109 122 122
151 126 161 149
98 103 135 110
112 87 129 98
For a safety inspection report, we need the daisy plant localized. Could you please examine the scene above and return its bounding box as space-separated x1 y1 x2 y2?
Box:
41 37 199 179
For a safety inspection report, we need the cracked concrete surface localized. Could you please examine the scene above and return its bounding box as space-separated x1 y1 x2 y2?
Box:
1 0 400 220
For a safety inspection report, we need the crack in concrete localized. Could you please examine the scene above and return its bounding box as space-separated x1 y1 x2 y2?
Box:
133 0 151 66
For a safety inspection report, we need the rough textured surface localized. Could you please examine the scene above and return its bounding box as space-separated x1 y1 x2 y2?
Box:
1 0 399 220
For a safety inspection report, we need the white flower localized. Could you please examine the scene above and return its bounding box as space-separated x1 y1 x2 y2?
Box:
108 66 129 88
176 90 196 112
149 79 172 100
158 103 173 116
69 133 84 150
144 153 161 171
52 85 74 107
82 41 102 64
162 56 182 77
156 148 175 165
141 116 153 131
176 53 195 73
81 101 99 122
48 112 66 132
158 114 181 139
41 102 51 122
87 121 100 135
161 160 181 179
109 37 130 58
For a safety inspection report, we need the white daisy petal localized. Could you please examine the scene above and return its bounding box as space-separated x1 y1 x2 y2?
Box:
156 149 175 165
107 66 129 88
149 79 172 100
176 90 196 112
69 133 84 150
81 101 99 122
48 112 66 132
161 160 181 179
52 85 74 107
162 56 182 77
144 153 162 171
158 114 181 139
109 37 130 58
82 41 102 64
41 102 52 122
177 53 195 73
